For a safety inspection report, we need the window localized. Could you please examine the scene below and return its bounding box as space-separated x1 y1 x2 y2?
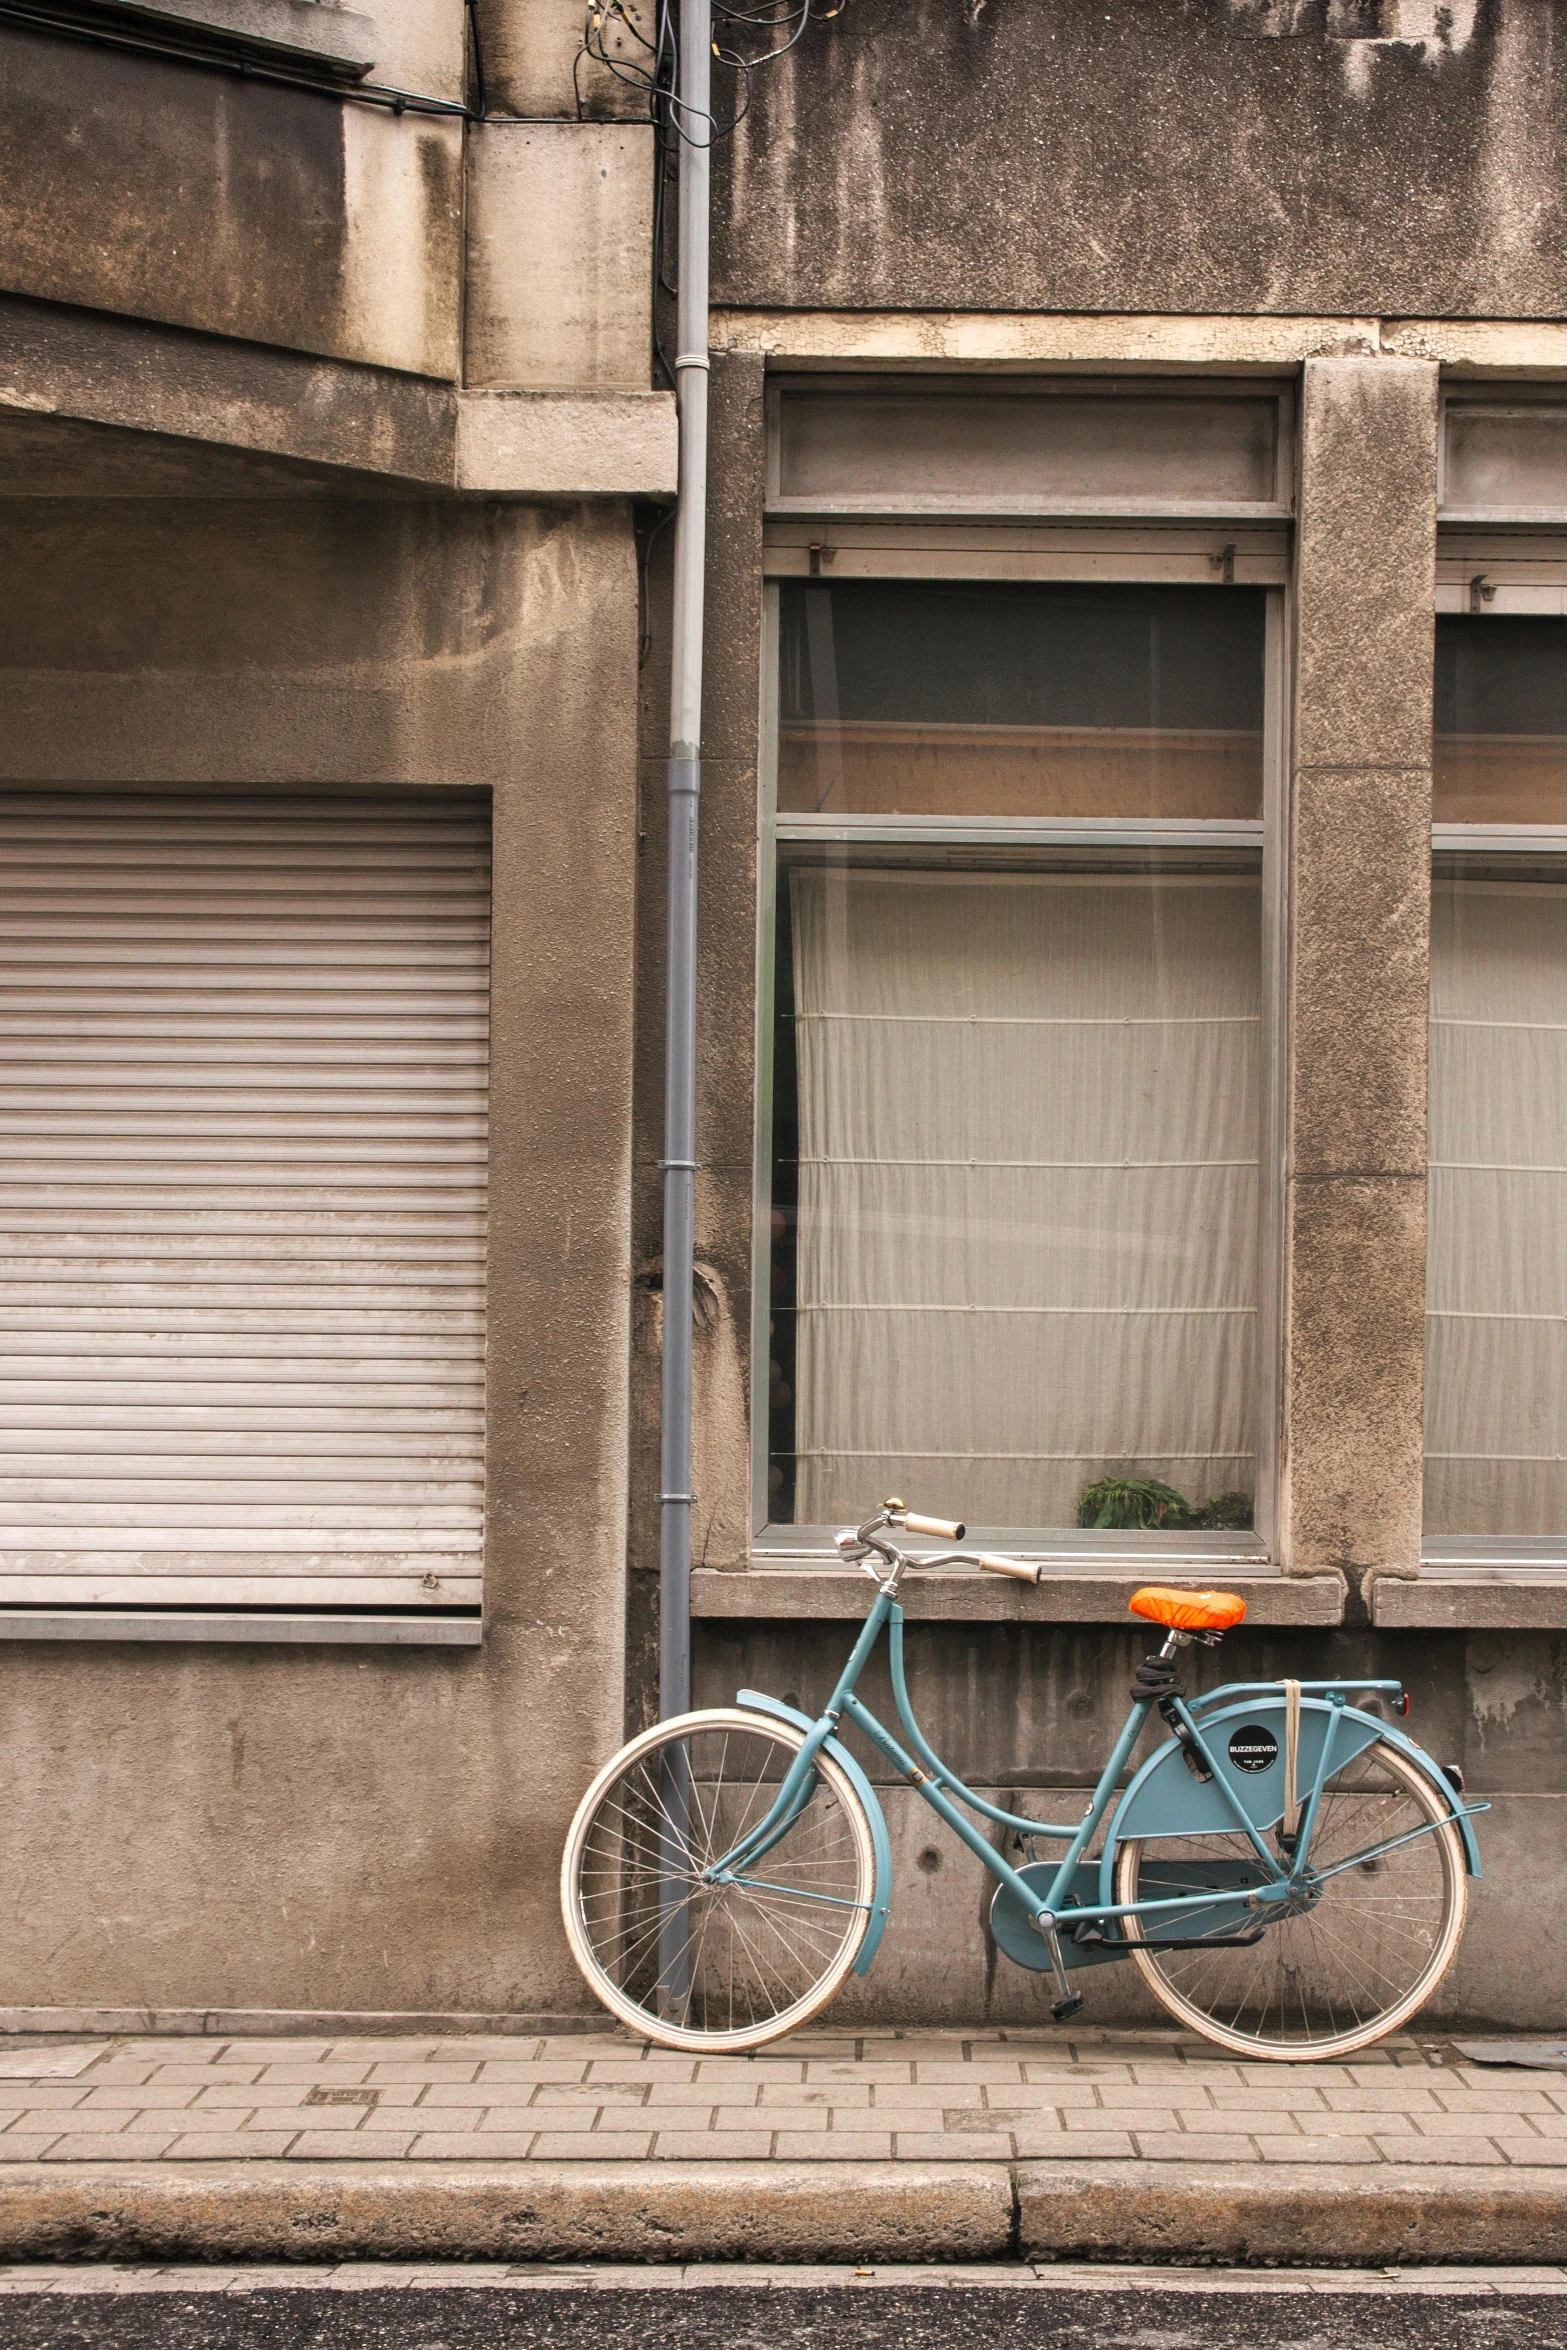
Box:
767 380 1293 518
758 577 1281 1552
0 790 488 1614
1428 615 1567 1542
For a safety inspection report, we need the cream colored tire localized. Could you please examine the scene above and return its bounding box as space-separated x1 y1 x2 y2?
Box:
1114 1736 1467 2061
561 1706 877 2054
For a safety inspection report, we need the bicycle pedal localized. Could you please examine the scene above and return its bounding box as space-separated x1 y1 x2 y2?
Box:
1051 1994 1086 2022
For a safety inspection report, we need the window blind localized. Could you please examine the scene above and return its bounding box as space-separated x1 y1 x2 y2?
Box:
0 790 489 1608
788 864 1259 1531
1427 875 1567 1536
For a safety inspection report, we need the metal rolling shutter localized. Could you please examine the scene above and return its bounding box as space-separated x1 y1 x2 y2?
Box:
0 791 489 1609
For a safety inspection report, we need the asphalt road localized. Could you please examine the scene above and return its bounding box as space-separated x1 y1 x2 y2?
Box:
0 2285 1564 2350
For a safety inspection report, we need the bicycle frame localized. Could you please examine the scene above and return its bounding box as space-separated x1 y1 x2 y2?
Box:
708 1576 1479 1988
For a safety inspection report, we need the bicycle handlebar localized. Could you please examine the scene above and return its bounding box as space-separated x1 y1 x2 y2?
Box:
975 1552 1043 1583
901 1511 965 1540
840 1502 1043 1589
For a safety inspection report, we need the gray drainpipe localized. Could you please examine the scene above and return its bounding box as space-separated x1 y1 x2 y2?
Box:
658 0 711 1723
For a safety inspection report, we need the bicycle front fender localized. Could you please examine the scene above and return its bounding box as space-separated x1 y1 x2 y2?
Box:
736 1689 893 1974
1098 1697 1481 1908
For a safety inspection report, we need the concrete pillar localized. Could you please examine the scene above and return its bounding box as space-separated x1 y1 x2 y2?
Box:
1281 356 1438 1586
474 0 649 120
465 124 654 391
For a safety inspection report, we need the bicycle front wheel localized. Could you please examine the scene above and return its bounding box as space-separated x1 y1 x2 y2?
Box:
561 1706 877 2054
1114 1734 1467 2061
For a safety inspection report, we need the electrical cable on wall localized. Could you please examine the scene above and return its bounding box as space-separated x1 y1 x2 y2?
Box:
579 0 844 142
577 0 845 387
0 0 841 135
0 0 631 123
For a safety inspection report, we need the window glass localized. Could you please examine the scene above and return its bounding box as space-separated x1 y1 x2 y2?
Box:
778 582 1267 821
766 581 1267 1538
1428 853 1567 1537
775 389 1282 510
1428 615 1567 1537
1434 614 1567 822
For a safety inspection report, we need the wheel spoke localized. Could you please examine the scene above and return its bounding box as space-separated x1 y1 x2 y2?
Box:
1117 1739 1465 2059
563 1712 875 2052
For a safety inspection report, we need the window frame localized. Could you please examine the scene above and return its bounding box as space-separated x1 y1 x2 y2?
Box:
1426 529 1567 1574
749 527 1291 1570
1440 389 1567 527
764 377 1297 521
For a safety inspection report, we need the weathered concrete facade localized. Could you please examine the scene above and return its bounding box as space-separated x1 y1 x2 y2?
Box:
8 0 1567 2034
624 0 1567 2027
0 0 669 2016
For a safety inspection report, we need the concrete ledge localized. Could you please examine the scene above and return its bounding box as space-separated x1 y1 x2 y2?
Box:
693 1569 1346 1624
1016 2162 1567 2267
1372 1575 1567 1629
0 1610 482 1646
0 2007 603 2036
0 295 675 495
714 311 1567 382
456 391 677 497
17 0 378 82
0 2163 1013 2265
0 293 454 483
1385 321 1567 377
712 310 1381 371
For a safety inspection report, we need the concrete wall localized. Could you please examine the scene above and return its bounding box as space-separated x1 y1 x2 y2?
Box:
693 1618 1566 2030
617 2 1567 2022
0 0 656 386
475 0 650 119
715 0 1567 318
8 0 1567 2033
0 492 640 2013
0 27 464 376
466 127 655 392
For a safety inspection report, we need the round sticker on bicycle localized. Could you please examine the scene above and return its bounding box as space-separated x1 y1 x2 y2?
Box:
1227 1724 1279 1774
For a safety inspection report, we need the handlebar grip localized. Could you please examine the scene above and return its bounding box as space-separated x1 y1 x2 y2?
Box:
976 1552 1042 1583
903 1512 965 1540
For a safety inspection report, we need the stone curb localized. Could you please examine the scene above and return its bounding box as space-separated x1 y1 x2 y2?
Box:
0 2163 1012 2265
1017 2164 1567 2266
3 2161 1567 2266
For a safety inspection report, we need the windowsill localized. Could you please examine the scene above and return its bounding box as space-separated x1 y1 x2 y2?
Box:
1375 1556 1567 1628
0 1610 481 1646
693 1563 1344 1624
757 1526 1271 1562
13 0 379 84
766 498 1294 524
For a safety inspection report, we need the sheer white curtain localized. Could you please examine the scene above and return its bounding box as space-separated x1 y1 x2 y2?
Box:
790 865 1260 1529
1427 876 1567 1536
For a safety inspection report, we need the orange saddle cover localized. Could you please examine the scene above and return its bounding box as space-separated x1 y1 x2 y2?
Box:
1129 1586 1247 1633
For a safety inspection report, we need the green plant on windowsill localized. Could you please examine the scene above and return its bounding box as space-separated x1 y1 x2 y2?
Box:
1076 1476 1254 1533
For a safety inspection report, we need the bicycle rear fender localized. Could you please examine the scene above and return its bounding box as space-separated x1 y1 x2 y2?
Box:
1099 1695 1482 1908
736 1689 893 1974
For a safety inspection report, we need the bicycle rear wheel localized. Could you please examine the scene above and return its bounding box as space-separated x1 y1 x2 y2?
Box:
561 1706 877 2054
1114 1734 1467 2060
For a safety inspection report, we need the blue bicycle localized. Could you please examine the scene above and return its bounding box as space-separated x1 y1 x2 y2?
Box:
562 1501 1482 2060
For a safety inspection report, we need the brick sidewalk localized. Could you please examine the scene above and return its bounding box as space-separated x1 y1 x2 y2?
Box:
1 2028 1561 2170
